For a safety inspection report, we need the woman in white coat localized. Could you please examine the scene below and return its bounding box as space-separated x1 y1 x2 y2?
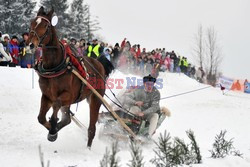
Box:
0 33 12 65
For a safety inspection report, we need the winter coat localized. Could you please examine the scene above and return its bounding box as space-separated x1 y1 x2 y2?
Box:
125 86 160 115
19 40 34 68
0 42 12 62
9 40 19 64
77 47 85 57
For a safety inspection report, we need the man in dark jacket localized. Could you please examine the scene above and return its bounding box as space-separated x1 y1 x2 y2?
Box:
19 32 33 68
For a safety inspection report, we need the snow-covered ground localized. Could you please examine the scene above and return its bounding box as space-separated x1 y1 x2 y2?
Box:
0 66 250 167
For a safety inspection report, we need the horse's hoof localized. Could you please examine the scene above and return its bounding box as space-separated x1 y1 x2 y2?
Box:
47 133 58 142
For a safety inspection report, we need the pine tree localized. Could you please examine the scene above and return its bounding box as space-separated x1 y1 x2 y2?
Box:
151 130 202 167
68 0 89 39
0 0 14 34
150 131 172 167
100 142 120 167
127 140 144 167
186 130 202 163
85 5 100 42
0 0 36 35
18 0 37 33
40 0 71 38
210 130 243 158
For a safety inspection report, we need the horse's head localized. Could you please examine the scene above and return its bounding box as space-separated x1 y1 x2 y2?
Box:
26 7 55 47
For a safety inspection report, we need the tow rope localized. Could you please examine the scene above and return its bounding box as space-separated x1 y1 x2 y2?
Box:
160 85 212 100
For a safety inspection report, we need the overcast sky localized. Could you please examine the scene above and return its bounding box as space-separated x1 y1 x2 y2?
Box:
82 0 249 79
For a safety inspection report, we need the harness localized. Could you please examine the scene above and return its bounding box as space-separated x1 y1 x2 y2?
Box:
34 41 90 103
35 43 68 78
30 16 52 47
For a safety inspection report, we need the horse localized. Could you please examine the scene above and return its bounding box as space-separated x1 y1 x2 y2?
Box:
26 6 113 148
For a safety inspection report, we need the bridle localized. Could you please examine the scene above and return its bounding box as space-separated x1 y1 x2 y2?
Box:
29 16 52 47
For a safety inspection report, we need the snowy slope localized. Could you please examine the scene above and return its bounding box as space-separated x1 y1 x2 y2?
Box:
0 67 250 167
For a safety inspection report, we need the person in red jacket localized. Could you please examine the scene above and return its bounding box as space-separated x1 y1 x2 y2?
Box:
9 35 19 67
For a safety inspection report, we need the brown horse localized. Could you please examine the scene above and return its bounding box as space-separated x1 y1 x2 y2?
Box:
27 7 113 148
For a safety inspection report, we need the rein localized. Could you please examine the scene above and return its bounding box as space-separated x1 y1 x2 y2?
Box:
81 57 139 119
30 16 52 47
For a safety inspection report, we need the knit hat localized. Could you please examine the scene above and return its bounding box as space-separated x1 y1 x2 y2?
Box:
11 35 18 40
2 34 10 41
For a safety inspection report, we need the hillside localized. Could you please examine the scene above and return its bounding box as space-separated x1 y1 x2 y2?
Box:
0 67 250 167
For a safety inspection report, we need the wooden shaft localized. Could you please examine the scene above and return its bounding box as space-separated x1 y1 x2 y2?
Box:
70 115 87 130
71 69 136 138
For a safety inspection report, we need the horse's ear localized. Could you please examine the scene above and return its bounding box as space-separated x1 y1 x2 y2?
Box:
48 7 54 19
37 6 44 16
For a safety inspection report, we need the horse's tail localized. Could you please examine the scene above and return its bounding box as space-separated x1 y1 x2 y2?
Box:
97 55 114 78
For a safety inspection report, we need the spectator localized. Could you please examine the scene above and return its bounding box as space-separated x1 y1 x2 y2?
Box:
152 58 161 78
144 58 153 75
161 48 166 59
196 67 205 83
9 35 19 67
69 38 78 56
169 58 174 72
103 48 111 61
121 38 126 48
112 43 120 67
19 32 33 68
244 79 249 92
0 33 12 66
77 38 86 57
190 66 196 78
231 80 242 91
87 39 101 59
137 56 144 75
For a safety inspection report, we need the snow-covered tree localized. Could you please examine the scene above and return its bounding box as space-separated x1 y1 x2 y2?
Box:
100 142 120 167
68 0 89 39
0 0 36 36
210 130 243 158
127 140 145 167
85 6 100 42
68 1 100 41
40 0 71 38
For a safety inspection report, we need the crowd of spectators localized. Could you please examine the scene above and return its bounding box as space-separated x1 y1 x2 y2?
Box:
0 31 34 68
0 31 206 83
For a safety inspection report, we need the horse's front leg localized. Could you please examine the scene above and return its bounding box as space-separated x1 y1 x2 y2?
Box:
57 106 71 131
38 95 52 131
47 100 61 142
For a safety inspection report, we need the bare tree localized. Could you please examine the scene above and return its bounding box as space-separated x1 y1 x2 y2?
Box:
192 24 205 69
205 26 223 86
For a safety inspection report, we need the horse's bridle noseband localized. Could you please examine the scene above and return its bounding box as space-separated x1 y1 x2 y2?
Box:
29 16 51 47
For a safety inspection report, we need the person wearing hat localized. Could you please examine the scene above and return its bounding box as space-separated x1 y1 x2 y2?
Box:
87 39 102 59
0 33 12 66
19 32 33 68
69 38 79 56
9 35 19 67
125 74 160 138
112 43 120 67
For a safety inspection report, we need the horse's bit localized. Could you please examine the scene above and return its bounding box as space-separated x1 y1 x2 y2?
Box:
29 16 51 47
